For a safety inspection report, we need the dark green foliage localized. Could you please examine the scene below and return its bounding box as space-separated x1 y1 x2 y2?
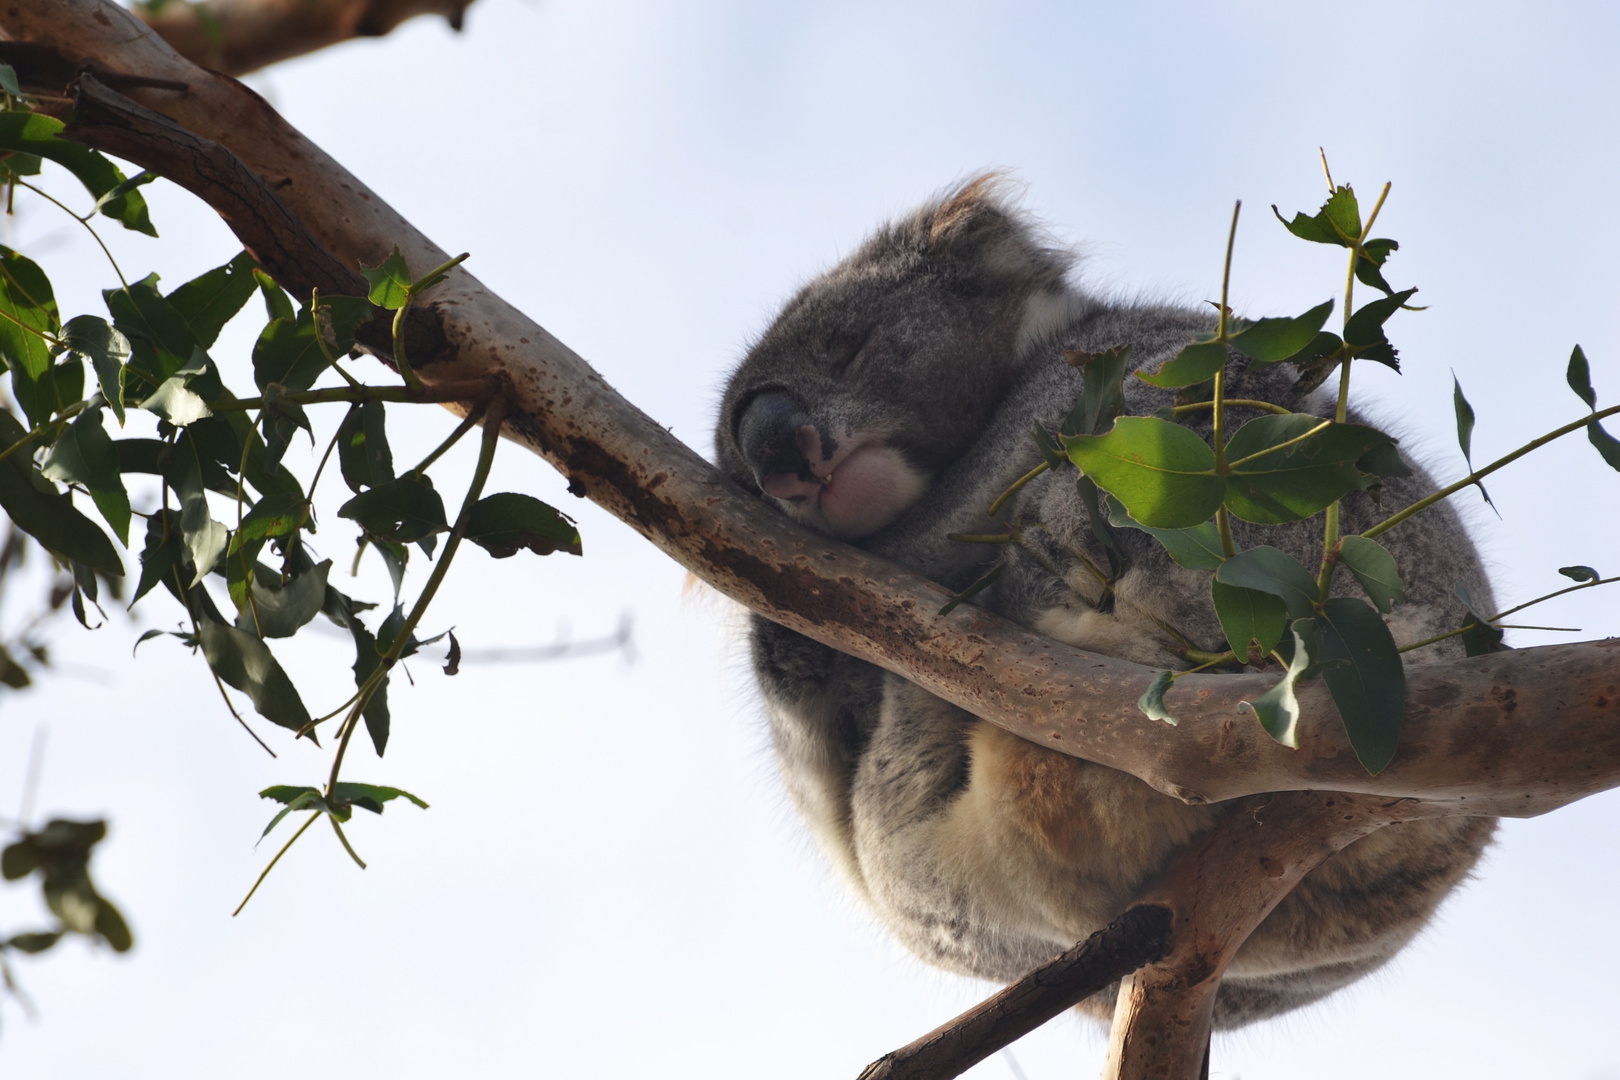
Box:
1312 598 1405 774
465 493 582 558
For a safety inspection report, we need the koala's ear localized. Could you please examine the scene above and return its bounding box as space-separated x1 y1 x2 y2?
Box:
923 172 1071 288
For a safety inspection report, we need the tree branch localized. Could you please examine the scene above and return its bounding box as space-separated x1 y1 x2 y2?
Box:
857 905 1171 1080
136 0 477 76
3 0 1619 822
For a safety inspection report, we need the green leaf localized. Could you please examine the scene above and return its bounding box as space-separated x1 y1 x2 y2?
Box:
252 307 332 394
258 386 313 471
0 244 61 427
336 401 395 492
0 63 21 98
1315 596 1406 775
1134 341 1226 389
361 248 413 309
1566 344 1596 410
198 618 312 732
465 492 582 558
103 276 200 385
94 898 133 952
169 432 228 583
1227 300 1334 363
1210 578 1286 661
1103 493 1225 570
1063 416 1223 529
1238 626 1314 748
254 269 295 323
1214 546 1319 620
1451 374 1495 508
166 251 260 348
59 315 131 425
1337 535 1405 614
328 593 392 755
338 475 448 554
6 931 64 954
258 787 326 841
39 407 130 544
235 559 330 639
1586 417 1620 472
939 560 1004 616
0 112 156 235
0 410 123 576
1355 441 1413 480
228 492 309 554
1322 186 1362 240
1455 582 1507 658
1136 670 1177 726
1 839 36 879
1063 345 1131 438
1222 414 1393 524
330 782 429 815
1030 420 1067 468
1354 238 1399 296
1344 288 1418 348
139 376 213 427
131 510 182 607
1559 565 1599 583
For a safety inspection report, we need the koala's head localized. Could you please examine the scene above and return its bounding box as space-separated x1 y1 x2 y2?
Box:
717 175 1076 540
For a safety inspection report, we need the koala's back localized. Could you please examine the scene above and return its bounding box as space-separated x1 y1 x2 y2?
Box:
730 182 1495 1028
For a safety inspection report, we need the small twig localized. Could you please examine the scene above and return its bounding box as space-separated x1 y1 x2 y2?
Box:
232 810 317 916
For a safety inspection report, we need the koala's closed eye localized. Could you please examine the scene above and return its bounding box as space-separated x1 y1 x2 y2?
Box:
827 325 874 377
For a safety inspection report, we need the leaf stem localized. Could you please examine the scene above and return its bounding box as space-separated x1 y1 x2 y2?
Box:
323 396 508 799
1363 402 1620 540
329 816 366 869
986 461 1049 516
1173 398 1292 417
232 810 317 916
1488 574 1619 622
389 303 425 393
14 179 129 289
408 404 485 478
1222 418 1333 471
1211 201 1241 560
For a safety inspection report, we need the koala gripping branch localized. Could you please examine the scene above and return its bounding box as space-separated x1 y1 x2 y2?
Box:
6 0 1620 823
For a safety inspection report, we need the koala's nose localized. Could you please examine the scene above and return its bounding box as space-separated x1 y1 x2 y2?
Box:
736 392 825 498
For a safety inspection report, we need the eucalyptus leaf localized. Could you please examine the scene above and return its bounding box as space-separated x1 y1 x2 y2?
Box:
166 251 259 348
39 407 130 544
1586 418 1620 472
1239 626 1314 748
1558 565 1599 583
1223 414 1392 524
1135 341 1226 389
235 560 330 639
1315 596 1406 775
197 618 313 732
131 511 182 607
1451 374 1494 508
0 112 155 235
338 475 448 554
1063 416 1223 529
257 787 326 841
0 410 123 577
1227 300 1334 363
1344 288 1418 348
1136 670 1177 726
169 433 229 584
59 315 131 424
330 782 429 815
1566 344 1596 410
337 401 395 492
1210 578 1287 660
1104 494 1225 570
361 248 413 310
465 493 582 558
1214 546 1319 620
0 244 60 427
1338 535 1405 614
252 307 332 394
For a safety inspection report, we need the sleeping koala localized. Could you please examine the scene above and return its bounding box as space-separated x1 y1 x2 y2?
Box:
715 176 1495 1027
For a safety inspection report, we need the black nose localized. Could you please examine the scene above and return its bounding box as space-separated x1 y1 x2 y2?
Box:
736 392 812 485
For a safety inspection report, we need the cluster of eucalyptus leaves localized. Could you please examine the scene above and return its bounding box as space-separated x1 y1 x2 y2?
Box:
949 174 1620 776
0 69 582 967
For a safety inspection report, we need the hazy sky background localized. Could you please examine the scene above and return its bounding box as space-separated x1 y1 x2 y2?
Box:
3 2 1618 1077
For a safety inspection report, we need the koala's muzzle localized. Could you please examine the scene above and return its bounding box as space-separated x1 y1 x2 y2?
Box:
736 391 838 499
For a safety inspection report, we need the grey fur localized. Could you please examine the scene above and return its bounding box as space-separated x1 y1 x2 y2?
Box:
716 177 1495 1028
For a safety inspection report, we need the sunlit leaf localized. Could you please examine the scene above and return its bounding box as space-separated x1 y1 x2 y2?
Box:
1135 341 1226 389
337 401 395 492
361 248 413 310
1223 414 1392 524
166 251 259 348
1104 494 1225 570
1227 300 1334 364
0 112 156 235
198 618 313 732
169 432 228 583
59 315 131 424
236 560 330 640
0 244 60 427
1063 416 1223 529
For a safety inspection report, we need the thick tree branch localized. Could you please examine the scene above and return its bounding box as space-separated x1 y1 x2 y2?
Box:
3 0 1619 821
136 0 477 76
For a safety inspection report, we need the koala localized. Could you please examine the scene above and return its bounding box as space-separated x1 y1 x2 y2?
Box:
715 176 1496 1027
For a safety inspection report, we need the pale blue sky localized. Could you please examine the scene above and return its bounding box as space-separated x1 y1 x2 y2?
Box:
2 2 1617 1077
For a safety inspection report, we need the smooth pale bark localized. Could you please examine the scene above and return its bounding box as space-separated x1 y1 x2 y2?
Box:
137 0 477 76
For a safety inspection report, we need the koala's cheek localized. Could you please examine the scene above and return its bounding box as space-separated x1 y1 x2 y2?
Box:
820 446 927 538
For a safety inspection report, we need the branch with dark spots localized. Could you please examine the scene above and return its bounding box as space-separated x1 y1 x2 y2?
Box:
857 905 1172 1080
